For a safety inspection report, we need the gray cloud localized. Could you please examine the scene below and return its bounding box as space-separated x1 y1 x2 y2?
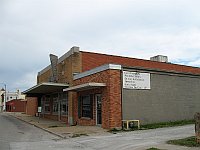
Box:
0 0 200 91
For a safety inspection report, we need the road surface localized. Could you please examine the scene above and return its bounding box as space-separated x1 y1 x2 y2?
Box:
0 113 59 150
0 113 196 150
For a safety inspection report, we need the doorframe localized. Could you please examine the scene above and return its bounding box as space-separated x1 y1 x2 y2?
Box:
95 94 102 126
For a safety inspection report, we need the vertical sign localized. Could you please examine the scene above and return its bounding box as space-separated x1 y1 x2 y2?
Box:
50 54 58 82
123 71 150 89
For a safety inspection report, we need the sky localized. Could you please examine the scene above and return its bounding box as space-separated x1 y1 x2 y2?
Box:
0 0 200 92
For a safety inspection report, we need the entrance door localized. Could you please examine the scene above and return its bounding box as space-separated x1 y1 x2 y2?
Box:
96 94 102 125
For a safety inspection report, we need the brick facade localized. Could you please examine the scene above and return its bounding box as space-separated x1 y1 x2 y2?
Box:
32 47 200 129
36 48 82 124
42 114 68 122
6 99 26 112
81 51 200 75
25 97 38 116
73 69 122 129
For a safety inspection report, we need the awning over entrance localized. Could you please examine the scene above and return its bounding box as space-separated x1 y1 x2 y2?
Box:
23 82 69 96
63 82 106 92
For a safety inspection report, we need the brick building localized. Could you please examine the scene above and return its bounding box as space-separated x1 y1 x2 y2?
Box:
6 99 26 112
24 46 200 129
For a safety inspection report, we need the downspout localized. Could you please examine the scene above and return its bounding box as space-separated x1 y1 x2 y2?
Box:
120 67 124 129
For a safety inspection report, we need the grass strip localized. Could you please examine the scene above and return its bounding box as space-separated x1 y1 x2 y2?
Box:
167 136 200 147
109 120 194 133
141 120 194 130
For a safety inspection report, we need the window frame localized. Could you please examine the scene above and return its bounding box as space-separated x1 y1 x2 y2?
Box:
52 96 58 115
44 96 50 114
79 94 93 119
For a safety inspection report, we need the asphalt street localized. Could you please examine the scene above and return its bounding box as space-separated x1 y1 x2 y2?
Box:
0 113 197 150
0 113 59 150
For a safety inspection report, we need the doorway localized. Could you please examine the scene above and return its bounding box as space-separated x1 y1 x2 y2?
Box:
96 94 102 125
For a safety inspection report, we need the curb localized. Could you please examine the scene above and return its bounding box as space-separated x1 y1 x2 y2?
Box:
8 113 66 139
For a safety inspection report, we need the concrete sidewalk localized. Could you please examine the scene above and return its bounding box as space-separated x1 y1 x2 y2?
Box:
6 112 109 138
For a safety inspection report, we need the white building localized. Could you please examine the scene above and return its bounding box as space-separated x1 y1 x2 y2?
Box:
6 90 25 102
0 89 25 111
0 89 5 112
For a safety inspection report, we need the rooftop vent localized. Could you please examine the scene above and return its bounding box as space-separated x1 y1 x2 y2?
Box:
150 55 168 63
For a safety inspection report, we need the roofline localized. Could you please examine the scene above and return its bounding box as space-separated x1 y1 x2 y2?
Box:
74 63 200 81
74 64 121 80
37 47 200 76
38 46 79 76
80 50 200 70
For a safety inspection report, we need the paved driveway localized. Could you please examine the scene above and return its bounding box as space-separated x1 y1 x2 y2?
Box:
70 124 197 150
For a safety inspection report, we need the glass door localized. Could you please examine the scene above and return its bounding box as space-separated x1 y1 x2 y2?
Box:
96 94 102 125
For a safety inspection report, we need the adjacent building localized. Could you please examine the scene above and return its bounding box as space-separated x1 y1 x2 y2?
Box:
0 88 5 112
23 46 200 129
4 89 26 112
0 89 25 112
6 89 26 102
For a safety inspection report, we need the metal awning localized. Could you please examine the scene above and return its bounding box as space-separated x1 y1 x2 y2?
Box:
63 82 106 92
23 82 69 96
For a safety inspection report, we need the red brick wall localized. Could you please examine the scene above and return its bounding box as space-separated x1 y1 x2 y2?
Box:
26 97 38 116
81 51 200 75
73 69 122 129
42 114 67 122
73 89 102 126
6 99 26 112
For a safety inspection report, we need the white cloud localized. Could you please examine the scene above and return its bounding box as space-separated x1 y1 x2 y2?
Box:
11 72 37 91
187 58 200 67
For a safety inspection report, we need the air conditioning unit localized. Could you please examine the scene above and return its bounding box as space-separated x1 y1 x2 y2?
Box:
150 55 168 63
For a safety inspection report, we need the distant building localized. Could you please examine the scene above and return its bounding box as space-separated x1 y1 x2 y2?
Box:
6 99 26 112
0 88 5 112
24 46 200 129
0 89 25 112
6 89 26 102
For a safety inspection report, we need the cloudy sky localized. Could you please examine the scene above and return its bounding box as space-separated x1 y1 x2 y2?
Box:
1 0 200 91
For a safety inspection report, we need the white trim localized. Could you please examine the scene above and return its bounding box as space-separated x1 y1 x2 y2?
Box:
23 82 69 94
63 82 106 92
74 64 121 80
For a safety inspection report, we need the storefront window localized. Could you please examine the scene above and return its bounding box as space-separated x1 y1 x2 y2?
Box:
44 96 50 114
53 98 58 114
79 95 93 118
61 100 67 115
58 92 68 116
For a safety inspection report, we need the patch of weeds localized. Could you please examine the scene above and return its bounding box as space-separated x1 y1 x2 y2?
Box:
141 120 194 130
48 125 59 128
71 133 88 138
167 136 200 147
108 128 122 134
146 148 163 150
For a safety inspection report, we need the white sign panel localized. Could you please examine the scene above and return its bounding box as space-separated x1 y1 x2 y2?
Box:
123 71 150 89
38 107 42 113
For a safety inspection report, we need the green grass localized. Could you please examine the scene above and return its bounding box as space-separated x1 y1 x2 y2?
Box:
141 120 194 130
167 136 200 147
109 120 194 133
